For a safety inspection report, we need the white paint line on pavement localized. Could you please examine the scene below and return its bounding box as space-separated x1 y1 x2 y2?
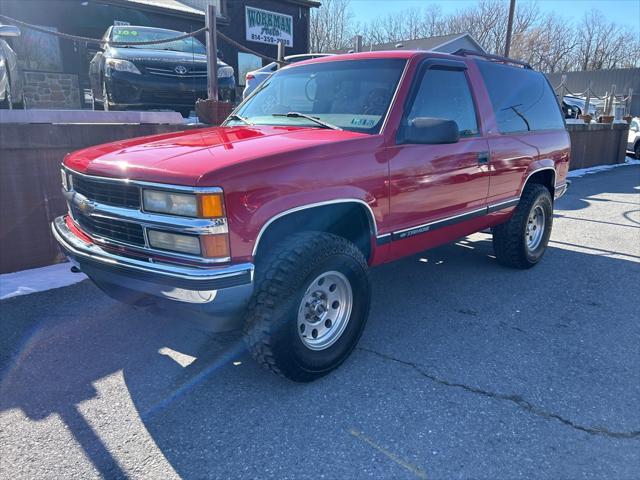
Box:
0 262 87 300
158 347 197 367
568 156 640 178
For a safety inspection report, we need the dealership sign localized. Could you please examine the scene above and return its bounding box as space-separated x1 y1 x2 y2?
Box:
245 6 293 47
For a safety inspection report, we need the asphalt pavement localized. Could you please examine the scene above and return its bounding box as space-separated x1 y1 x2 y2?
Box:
1 165 639 479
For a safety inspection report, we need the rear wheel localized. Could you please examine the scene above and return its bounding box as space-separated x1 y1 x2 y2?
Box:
635 142 640 159
492 184 553 269
244 232 371 382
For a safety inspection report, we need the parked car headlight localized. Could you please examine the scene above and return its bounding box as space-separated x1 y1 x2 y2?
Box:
217 65 234 78
106 58 141 74
142 190 225 218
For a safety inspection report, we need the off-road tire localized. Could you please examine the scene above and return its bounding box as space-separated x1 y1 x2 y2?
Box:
492 184 553 269
244 232 371 382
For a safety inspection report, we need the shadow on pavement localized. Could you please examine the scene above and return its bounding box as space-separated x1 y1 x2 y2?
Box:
1 230 639 478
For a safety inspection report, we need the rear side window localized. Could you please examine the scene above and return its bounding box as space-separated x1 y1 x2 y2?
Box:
477 61 564 134
407 69 479 137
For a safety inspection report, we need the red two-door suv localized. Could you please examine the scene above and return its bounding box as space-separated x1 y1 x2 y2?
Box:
53 50 570 381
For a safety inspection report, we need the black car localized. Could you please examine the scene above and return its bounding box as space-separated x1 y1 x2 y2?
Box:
89 26 235 117
0 24 24 109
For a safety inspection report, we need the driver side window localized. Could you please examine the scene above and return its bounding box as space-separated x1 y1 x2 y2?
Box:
407 68 479 137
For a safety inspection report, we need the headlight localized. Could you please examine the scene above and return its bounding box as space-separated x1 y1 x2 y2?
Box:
106 58 141 74
217 65 234 78
143 190 198 217
142 190 225 218
147 230 201 255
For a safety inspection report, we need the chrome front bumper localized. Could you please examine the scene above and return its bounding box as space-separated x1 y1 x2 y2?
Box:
52 216 254 320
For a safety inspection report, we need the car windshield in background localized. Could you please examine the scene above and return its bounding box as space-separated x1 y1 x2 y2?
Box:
230 59 407 134
111 27 206 54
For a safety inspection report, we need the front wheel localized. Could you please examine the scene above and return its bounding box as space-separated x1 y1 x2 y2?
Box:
244 232 371 382
492 184 553 269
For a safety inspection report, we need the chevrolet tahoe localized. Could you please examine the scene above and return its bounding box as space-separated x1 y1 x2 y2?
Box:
53 50 570 382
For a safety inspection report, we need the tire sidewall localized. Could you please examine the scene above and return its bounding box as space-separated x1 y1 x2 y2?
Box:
272 252 370 378
523 190 553 263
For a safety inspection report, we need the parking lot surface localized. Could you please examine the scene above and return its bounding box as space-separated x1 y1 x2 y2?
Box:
1 166 639 479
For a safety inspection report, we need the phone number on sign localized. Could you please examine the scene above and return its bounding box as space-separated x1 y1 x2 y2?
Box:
249 34 291 46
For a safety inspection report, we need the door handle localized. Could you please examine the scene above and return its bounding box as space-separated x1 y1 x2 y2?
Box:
478 152 490 164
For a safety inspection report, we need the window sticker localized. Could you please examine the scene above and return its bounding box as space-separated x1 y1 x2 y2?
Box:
351 118 376 127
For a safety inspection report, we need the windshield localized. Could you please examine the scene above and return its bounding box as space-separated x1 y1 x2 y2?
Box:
111 27 206 54
229 59 407 134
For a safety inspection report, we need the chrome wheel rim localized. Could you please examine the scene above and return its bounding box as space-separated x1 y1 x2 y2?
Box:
297 271 353 351
526 205 545 251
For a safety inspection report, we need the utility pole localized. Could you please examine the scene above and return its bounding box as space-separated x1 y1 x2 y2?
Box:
277 41 285 68
504 0 516 57
354 35 363 53
206 4 218 101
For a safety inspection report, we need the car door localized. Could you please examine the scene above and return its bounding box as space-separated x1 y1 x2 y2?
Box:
386 59 490 260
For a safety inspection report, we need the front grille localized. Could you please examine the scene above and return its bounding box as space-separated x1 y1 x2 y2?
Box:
145 66 207 78
72 175 140 209
73 209 145 246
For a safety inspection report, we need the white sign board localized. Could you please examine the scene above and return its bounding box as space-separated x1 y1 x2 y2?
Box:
245 6 293 47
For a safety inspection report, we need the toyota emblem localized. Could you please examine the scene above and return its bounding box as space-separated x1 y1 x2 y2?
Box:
174 65 188 75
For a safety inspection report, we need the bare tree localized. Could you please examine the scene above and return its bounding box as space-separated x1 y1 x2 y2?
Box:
310 0 355 52
310 0 640 72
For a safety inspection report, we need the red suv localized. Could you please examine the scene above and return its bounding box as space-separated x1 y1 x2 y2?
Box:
53 50 570 381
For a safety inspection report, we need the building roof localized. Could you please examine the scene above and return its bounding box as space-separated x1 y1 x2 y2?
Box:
331 33 485 55
123 0 206 16
116 0 320 17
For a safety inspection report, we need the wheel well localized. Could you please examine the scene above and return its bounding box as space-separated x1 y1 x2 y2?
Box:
254 203 375 263
524 169 555 198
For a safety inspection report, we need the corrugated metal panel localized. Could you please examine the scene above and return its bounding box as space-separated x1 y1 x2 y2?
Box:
546 68 640 115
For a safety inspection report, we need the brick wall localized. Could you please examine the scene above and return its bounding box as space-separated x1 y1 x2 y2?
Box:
23 72 81 109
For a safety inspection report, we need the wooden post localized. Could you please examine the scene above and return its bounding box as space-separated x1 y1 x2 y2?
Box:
557 74 566 103
504 0 516 57
581 80 592 123
607 84 616 116
355 34 363 53
277 41 285 68
206 5 218 101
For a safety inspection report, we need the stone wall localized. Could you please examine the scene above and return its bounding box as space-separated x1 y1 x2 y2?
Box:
23 72 81 109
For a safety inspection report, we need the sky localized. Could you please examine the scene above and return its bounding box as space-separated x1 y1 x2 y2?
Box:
349 0 640 35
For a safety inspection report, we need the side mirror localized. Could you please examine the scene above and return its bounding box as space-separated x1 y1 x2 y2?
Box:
400 117 460 144
0 25 21 37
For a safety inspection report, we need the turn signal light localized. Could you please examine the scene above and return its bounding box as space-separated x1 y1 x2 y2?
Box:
200 234 230 259
198 193 225 218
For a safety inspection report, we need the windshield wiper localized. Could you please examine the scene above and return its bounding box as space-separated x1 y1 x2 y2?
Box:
226 114 253 126
272 112 341 130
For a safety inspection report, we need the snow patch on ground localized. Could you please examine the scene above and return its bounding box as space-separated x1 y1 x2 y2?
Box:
567 156 640 178
0 262 86 300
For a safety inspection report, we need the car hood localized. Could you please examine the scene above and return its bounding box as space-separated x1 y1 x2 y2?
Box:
64 125 366 185
109 47 228 67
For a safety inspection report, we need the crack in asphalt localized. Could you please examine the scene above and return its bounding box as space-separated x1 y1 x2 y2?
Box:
359 347 640 440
